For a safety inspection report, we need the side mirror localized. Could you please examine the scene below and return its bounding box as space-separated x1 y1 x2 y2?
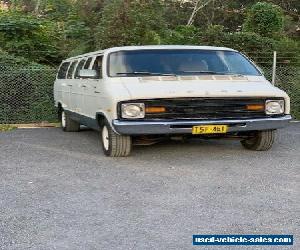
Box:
79 69 99 79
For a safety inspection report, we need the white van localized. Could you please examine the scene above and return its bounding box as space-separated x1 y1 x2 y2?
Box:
54 45 291 157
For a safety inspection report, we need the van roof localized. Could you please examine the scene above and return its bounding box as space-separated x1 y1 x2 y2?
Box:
64 45 236 61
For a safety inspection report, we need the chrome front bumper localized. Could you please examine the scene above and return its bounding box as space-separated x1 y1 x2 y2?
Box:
112 115 292 135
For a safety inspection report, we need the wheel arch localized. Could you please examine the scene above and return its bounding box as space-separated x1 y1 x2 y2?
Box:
57 102 63 120
96 112 120 134
96 112 106 127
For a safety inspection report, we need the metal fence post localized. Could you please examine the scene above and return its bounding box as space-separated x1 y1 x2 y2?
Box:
272 51 277 85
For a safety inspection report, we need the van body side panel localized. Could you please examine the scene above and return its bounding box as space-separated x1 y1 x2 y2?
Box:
82 79 102 117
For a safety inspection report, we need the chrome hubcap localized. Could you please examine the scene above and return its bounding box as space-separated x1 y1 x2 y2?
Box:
61 111 66 128
102 126 109 150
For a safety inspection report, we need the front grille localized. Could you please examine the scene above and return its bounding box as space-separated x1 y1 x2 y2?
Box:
120 98 282 120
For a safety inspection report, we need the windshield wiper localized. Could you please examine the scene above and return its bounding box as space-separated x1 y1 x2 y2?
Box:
116 71 176 76
180 71 224 75
181 70 220 75
180 71 244 76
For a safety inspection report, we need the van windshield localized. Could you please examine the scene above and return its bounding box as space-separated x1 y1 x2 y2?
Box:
108 49 261 77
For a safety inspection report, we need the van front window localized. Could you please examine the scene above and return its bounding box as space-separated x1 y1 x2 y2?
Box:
108 49 261 77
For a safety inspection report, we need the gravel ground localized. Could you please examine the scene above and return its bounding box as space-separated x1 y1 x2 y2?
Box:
0 124 299 250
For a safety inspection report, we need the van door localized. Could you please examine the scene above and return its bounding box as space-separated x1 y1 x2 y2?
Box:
65 60 78 111
83 55 104 118
72 59 86 114
76 57 94 117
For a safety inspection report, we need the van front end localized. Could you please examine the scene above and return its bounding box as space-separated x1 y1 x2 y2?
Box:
112 97 292 147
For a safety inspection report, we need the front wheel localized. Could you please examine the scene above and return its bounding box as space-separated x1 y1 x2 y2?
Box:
241 130 276 151
101 121 132 157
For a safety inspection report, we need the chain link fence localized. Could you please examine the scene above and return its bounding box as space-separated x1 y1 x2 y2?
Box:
0 53 299 124
248 51 300 120
0 66 57 124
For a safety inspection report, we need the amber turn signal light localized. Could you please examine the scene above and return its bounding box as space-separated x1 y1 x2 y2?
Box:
145 106 166 113
246 104 265 111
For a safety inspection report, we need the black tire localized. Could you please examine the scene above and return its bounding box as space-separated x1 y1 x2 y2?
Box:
241 130 276 151
60 110 80 132
101 120 132 157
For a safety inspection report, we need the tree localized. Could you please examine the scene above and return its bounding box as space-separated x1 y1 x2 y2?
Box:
0 10 61 63
187 0 213 26
94 0 166 49
243 2 284 37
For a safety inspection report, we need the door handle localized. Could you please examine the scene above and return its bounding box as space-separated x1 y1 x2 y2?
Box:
67 84 72 87
94 91 100 93
81 85 87 88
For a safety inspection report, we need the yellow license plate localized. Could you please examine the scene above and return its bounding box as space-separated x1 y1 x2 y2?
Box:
192 125 228 134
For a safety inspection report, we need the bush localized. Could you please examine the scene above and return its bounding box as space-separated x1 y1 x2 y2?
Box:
243 2 284 37
163 25 200 45
164 24 299 63
95 0 165 49
0 10 62 63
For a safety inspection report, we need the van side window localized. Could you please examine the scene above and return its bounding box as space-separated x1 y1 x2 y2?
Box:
92 56 103 79
74 59 86 79
84 57 93 69
67 61 78 79
57 62 70 79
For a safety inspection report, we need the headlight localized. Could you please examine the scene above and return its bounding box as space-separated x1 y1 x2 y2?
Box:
265 100 284 115
121 103 145 119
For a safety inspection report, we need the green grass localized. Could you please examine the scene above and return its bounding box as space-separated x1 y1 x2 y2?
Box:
0 124 17 132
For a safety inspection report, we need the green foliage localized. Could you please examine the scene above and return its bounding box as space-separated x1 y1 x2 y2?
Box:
0 50 42 67
95 0 166 49
162 0 194 29
42 0 73 20
243 2 284 37
62 13 92 57
163 25 200 45
163 25 278 54
163 24 299 63
0 10 61 63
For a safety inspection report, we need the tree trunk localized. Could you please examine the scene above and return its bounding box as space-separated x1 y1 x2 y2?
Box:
187 0 213 26
187 2 198 26
34 0 41 15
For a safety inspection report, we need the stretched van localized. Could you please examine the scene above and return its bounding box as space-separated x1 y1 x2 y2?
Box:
54 45 291 157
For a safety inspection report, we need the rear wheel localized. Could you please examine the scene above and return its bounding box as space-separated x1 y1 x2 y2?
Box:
60 110 80 132
241 130 276 151
101 120 132 157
